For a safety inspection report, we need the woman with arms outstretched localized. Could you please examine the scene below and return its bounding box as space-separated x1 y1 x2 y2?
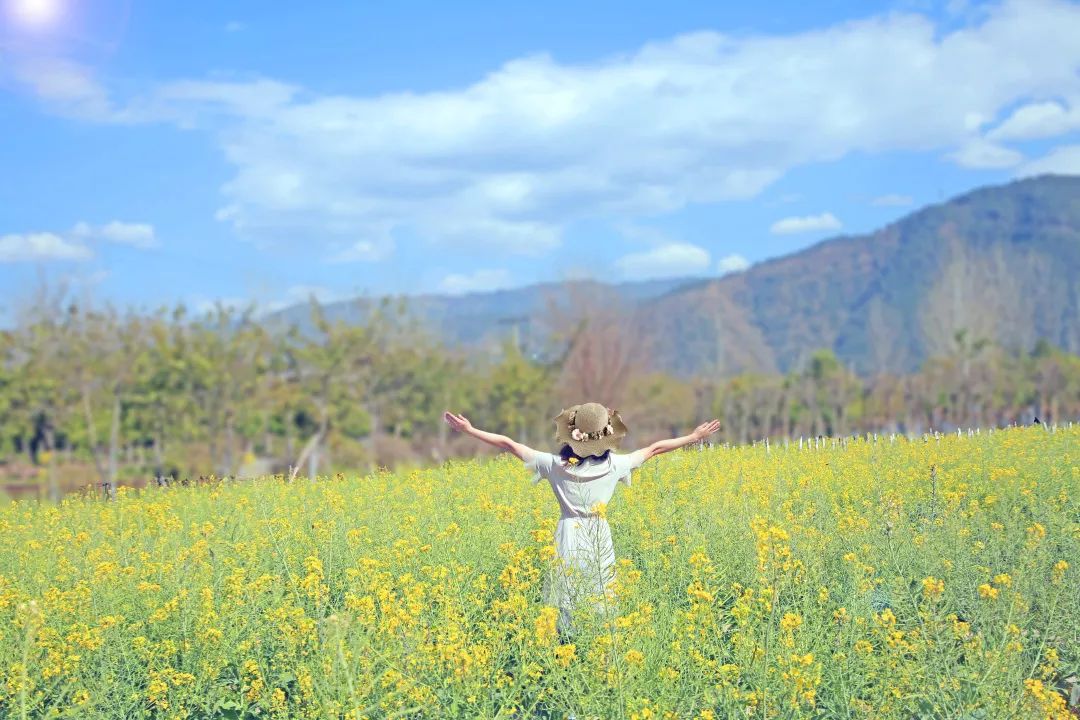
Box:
443 402 721 634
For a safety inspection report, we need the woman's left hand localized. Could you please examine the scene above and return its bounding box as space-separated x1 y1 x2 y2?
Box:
443 411 474 433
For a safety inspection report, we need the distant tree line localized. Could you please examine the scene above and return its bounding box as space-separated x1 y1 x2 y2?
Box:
2 285 1078 500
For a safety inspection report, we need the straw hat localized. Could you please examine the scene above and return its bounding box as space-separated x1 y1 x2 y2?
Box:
553 402 628 457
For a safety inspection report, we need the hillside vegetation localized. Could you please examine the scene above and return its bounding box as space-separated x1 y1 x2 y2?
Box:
644 175 1080 376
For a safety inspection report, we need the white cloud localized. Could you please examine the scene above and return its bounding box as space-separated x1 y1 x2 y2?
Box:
72 221 157 248
948 138 1024 169
871 193 914 207
615 243 711 280
77 269 111 287
0 232 92 262
438 269 514 295
11 0 1080 255
330 237 394 263
946 0 972 15
988 100 1080 142
9 57 118 122
0 220 157 263
153 79 298 121
717 254 750 274
1015 144 1080 177
770 212 842 235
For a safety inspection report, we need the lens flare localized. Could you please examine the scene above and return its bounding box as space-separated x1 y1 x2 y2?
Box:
9 0 62 27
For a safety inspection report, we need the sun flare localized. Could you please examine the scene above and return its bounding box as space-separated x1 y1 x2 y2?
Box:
8 0 62 27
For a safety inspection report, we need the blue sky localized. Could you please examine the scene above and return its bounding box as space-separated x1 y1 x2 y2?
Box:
2 0 1080 321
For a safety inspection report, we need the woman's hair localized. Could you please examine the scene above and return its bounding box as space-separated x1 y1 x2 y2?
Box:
559 444 611 465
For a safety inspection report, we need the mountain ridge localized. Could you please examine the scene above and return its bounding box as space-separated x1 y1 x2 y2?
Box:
270 174 1080 376
640 174 1080 376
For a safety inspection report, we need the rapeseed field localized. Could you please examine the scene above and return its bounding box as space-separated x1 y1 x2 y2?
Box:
1 426 1077 719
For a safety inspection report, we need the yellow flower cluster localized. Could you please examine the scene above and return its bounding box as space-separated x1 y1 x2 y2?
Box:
0 425 1075 718
921 576 945 600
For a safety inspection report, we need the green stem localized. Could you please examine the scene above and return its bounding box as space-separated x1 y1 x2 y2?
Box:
1008 584 1062 717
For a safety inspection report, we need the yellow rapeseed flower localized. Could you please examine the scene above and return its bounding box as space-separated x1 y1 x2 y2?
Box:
780 613 803 632
534 607 558 645
1051 560 1068 584
921 576 945 600
554 643 576 667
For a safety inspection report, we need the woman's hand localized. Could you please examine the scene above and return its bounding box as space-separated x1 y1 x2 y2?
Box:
443 411 474 434
638 419 723 463
691 419 721 442
442 411 537 462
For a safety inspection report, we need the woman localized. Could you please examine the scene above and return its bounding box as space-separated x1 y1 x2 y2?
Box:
443 402 721 633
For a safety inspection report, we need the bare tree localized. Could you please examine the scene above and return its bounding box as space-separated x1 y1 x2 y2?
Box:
538 281 651 409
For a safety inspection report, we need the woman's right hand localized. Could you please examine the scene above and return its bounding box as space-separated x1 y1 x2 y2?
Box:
691 420 721 442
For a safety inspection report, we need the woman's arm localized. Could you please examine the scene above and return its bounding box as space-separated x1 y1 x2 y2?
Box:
443 411 538 462
637 420 721 463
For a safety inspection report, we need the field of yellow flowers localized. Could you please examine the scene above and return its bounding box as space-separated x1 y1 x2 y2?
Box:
1 426 1077 719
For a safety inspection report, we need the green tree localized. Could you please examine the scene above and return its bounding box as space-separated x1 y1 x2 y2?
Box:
482 338 553 448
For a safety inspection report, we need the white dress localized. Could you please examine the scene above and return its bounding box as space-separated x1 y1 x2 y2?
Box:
524 449 647 632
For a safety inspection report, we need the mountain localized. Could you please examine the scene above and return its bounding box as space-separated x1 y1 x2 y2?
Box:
268 276 694 358
270 174 1080 377
641 174 1080 376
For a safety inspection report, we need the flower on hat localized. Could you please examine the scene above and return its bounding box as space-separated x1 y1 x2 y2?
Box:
571 428 584 441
